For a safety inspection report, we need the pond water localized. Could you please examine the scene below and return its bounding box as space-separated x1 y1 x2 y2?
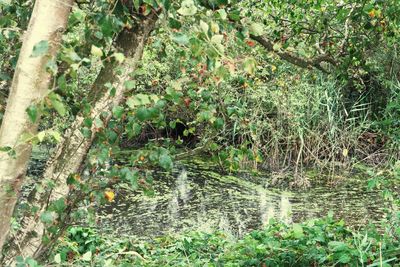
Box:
96 158 391 240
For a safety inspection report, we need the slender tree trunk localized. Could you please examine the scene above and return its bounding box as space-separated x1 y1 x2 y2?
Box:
0 0 73 254
1 10 159 264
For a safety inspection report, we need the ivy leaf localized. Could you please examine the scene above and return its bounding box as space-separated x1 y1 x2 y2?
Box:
31 40 49 57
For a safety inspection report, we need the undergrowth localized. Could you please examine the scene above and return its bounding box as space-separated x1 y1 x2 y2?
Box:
30 212 399 267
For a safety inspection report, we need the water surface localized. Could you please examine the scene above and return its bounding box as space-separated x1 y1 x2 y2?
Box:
96 159 391 239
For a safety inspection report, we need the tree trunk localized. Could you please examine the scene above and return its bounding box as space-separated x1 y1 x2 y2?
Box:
0 0 73 255
1 10 159 264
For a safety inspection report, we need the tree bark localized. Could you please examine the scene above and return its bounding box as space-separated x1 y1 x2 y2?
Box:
1 10 159 264
0 0 73 255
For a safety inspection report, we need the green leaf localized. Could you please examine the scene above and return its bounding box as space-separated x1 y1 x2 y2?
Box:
113 52 125 63
112 105 124 119
292 224 304 238
40 211 55 224
228 10 241 21
218 9 227 20
91 45 103 57
31 40 49 57
169 18 182 29
82 251 92 262
243 57 257 75
200 20 209 33
211 34 223 44
37 131 46 142
49 94 67 116
177 0 197 16
133 0 140 11
54 254 61 264
328 241 347 251
171 33 189 46
135 107 151 122
126 94 152 108
159 153 173 170
338 253 351 263
26 104 38 123
213 118 224 129
51 198 66 213
129 123 142 137
249 22 265 36
48 130 62 142
124 80 135 89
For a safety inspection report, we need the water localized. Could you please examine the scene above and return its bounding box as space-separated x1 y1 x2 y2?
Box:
96 159 392 240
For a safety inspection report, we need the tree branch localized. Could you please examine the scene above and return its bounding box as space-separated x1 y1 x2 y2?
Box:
250 34 337 73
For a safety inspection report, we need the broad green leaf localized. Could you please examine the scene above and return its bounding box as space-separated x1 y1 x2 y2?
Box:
31 40 49 57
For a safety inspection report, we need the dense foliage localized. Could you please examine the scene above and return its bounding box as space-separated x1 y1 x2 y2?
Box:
0 0 399 265
18 213 400 266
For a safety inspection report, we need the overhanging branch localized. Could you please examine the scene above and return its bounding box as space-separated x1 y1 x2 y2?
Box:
250 34 337 73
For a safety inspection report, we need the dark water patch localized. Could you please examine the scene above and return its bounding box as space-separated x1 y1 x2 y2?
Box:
96 159 393 240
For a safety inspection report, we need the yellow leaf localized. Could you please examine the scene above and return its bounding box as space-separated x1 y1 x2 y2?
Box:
368 9 375 18
342 148 349 157
104 190 115 202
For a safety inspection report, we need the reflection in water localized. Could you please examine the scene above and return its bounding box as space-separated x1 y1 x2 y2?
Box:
96 161 391 240
280 194 292 224
168 195 179 220
176 169 190 203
